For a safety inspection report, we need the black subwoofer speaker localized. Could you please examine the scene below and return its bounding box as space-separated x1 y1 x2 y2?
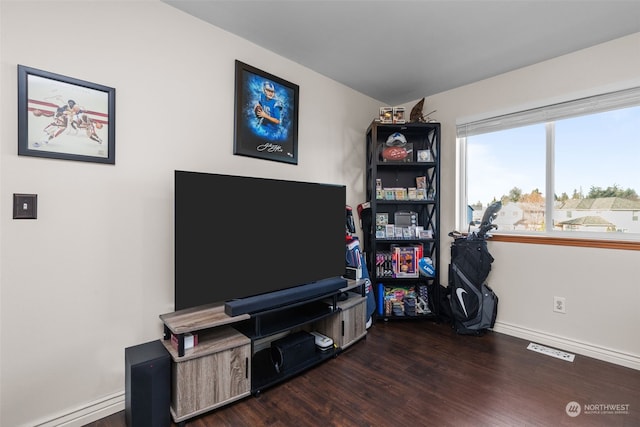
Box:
125 340 171 427
270 331 316 374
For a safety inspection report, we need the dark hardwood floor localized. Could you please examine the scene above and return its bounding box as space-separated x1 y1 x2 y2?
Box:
90 321 640 427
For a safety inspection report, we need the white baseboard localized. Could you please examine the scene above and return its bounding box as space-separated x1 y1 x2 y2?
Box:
33 392 124 427
493 321 640 371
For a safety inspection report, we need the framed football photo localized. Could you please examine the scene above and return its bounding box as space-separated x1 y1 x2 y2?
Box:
234 60 299 165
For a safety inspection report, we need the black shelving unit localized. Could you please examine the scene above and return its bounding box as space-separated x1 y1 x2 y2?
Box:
364 121 441 321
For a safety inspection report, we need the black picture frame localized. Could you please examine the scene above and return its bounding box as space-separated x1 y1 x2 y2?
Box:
17 65 116 164
234 60 299 165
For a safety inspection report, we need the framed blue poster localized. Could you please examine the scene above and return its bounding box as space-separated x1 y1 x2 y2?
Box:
234 60 299 165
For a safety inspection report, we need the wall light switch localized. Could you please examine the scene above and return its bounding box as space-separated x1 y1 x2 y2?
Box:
13 193 37 219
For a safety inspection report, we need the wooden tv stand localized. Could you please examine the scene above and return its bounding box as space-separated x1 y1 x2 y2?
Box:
160 279 367 425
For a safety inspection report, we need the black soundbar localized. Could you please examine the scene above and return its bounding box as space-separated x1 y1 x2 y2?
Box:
224 277 347 317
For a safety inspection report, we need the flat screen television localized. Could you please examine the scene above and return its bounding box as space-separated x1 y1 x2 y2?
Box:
174 170 347 312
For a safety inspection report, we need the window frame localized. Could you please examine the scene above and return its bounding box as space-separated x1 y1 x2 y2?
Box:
456 86 640 249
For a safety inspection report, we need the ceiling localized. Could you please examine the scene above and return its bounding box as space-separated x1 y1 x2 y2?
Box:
162 0 640 105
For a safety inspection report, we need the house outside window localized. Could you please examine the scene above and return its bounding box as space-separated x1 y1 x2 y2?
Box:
457 87 640 240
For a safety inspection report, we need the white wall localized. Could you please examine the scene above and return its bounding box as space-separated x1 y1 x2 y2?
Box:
421 33 640 369
0 1 380 426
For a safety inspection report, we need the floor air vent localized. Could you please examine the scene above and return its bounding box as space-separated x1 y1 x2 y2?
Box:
527 342 575 362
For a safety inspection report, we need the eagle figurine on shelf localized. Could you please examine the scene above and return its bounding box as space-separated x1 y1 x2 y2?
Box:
409 97 437 123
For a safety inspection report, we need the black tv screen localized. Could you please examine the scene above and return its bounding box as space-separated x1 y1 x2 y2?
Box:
174 170 347 311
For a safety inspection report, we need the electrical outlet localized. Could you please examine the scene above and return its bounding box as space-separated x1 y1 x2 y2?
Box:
554 296 566 314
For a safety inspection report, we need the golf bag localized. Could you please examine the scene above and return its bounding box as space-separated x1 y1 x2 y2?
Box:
447 201 501 336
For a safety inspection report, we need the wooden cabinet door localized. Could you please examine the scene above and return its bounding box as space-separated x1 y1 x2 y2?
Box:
172 343 251 420
341 299 367 349
313 296 366 350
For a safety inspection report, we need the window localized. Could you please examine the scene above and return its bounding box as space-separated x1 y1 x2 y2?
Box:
457 87 640 241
